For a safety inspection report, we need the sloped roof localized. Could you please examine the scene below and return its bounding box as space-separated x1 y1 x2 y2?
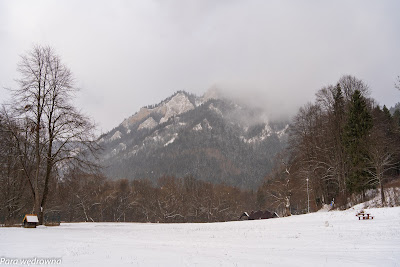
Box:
239 212 250 219
248 210 278 220
24 215 39 223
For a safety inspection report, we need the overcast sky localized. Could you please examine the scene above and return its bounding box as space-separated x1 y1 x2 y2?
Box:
1 0 399 133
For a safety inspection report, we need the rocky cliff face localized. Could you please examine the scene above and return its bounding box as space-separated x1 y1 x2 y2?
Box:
99 90 288 189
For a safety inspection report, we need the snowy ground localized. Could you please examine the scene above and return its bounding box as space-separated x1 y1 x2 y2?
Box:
1 207 400 266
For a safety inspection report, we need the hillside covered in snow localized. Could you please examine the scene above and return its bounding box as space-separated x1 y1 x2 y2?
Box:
99 90 289 188
1 206 399 266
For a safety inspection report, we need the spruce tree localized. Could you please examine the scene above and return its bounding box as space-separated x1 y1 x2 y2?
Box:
333 84 345 113
332 84 346 195
343 90 373 194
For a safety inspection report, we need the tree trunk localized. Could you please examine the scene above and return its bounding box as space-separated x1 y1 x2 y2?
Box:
380 183 385 207
34 87 43 223
39 210 44 225
34 129 41 220
34 190 41 222
40 146 53 225
34 164 41 222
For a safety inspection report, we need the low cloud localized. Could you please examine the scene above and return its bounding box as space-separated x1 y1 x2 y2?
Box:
1 1 399 132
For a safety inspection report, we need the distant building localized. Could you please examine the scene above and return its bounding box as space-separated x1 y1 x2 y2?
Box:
239 212 250 220
240 210 279 221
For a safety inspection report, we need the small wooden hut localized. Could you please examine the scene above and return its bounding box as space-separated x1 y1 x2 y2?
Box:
239 212 250 220
23 214 39 228
242 210 279 220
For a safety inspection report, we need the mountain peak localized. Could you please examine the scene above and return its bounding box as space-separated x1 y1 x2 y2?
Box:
159 92 195 123
120 91 195 129
100 89 289 189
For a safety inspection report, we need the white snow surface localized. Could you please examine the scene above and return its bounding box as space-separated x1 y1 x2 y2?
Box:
1 207 399 266
24 215 38 223
164 134 178 147
193 123 202 131
192 119 212 132
277 124 289 139
241 124 273 144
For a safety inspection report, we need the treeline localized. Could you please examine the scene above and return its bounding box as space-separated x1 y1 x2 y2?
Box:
258 75 400 214
57 171 257 223
1 168 257 224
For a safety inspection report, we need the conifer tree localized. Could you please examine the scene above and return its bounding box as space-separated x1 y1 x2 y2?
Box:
382 105 391 117
343 90 373 195
332 84 347 194
333 84 345 120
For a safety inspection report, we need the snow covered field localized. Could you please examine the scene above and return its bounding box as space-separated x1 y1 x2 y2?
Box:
1 207 400 266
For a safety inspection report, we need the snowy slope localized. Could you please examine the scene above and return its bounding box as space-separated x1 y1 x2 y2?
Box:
1 207 399 266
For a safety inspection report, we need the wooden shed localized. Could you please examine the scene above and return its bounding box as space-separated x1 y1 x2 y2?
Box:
246 210 279 220
23 214 39 228
239 212 250 220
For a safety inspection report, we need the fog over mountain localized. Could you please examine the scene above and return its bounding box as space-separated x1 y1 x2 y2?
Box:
99 89 289 189
1 1 399 133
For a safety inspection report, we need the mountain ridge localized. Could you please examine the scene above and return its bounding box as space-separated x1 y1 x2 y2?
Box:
99 89 288 189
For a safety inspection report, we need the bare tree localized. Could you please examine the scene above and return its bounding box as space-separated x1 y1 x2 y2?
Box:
338 75 370 102
0 113 30 224
366 107 400 206
5 45 99 223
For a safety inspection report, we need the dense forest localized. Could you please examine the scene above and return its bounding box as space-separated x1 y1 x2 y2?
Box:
1 46 400 225
258 75 400 216
101 96 287 189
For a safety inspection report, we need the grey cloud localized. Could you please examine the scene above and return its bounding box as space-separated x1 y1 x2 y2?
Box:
0 0 399 133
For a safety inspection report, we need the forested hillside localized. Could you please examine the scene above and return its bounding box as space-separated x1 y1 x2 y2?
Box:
99 91 288 189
